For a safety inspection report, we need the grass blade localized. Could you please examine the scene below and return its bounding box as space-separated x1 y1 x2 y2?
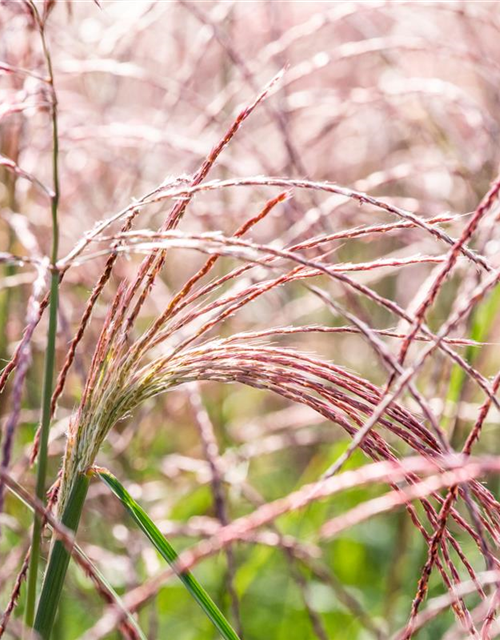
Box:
93 467 241 640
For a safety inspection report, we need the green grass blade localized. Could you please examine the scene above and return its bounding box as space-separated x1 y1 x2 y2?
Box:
94 468 241 640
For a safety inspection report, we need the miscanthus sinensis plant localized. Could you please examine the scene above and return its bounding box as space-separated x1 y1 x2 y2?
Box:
2 2 500 640
31 131 500 637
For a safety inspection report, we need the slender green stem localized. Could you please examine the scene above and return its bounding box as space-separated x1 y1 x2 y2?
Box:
33 474 89 640
25 7 61 630
24 271 59 630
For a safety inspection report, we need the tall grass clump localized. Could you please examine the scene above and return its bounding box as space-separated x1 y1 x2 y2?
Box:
1 2 500 639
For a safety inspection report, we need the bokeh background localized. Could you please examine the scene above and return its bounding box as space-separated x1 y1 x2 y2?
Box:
1 2 500 638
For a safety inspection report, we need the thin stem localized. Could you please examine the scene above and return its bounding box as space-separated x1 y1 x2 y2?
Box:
25 7 60 631
24 273 59 629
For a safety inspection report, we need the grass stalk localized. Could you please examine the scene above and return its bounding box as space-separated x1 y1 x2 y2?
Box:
24 7 61 631
33 474 89 640
24 271 59 630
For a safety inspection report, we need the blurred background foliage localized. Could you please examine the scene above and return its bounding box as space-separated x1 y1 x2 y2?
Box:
1 1 500 638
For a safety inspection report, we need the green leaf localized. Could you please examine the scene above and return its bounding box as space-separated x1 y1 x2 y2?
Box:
94 467 241 640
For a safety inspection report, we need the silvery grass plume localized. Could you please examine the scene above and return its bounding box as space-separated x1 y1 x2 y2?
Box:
58 191 500 566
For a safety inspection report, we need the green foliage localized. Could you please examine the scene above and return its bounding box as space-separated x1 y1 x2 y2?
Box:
95 467 241 640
